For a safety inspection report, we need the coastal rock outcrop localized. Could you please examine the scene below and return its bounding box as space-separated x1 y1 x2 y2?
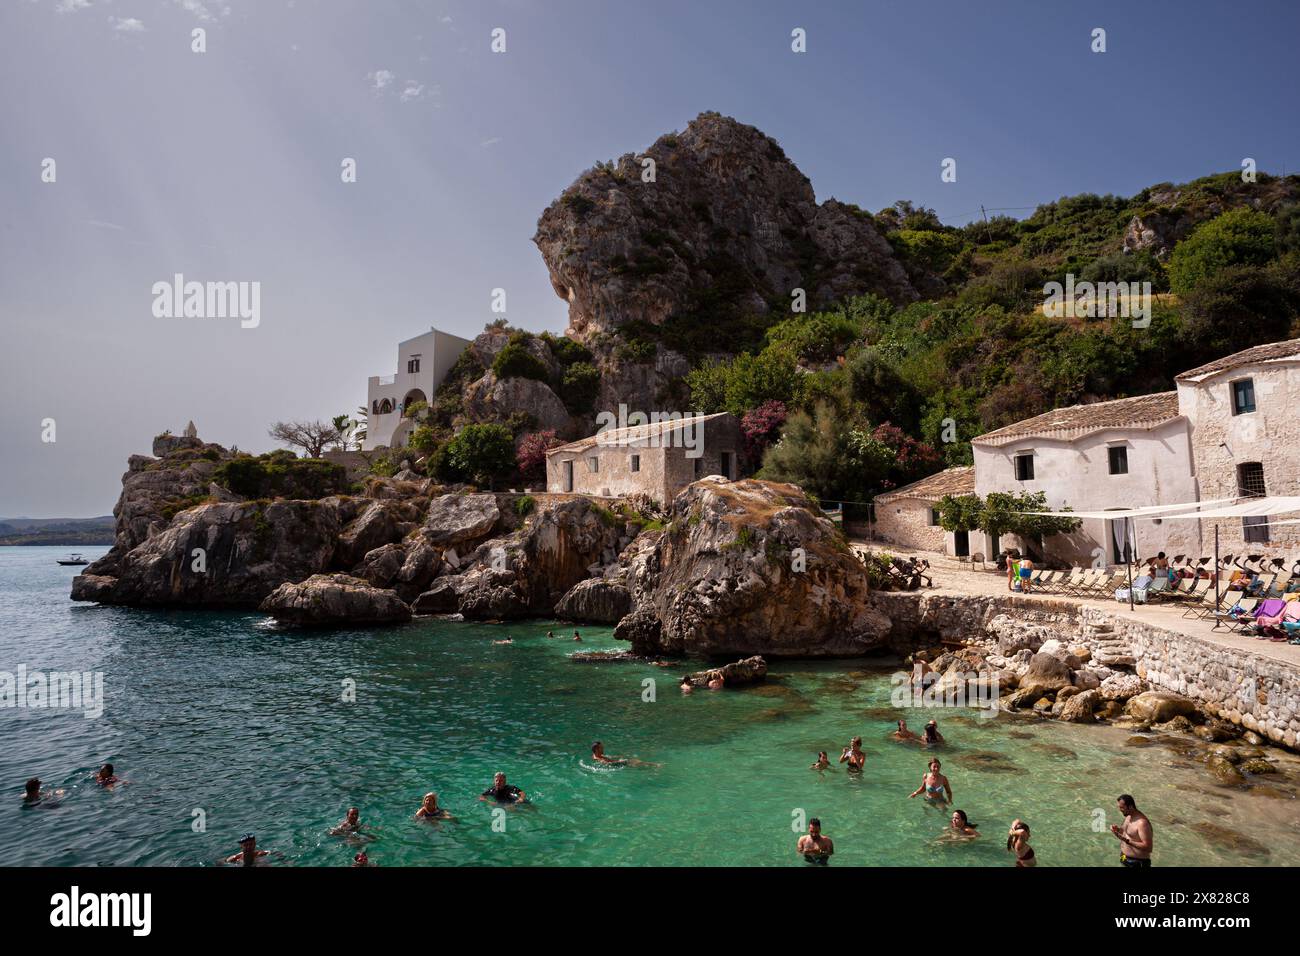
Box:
555 577 632 623
259 574 411 627
613 477 890 657
73 499 342 607
533 111 916 341
687 656 768 687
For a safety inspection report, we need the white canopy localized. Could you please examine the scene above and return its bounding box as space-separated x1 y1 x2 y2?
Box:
1015 496 1244 522
1155 496 1300 520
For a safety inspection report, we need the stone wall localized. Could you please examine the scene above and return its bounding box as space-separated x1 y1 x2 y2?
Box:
871 497 947 553
872 591 1300 750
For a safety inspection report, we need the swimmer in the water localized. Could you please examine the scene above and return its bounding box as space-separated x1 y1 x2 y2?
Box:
492 639 513 645
573 630 582 642
225 834 270 866
949 809 979 836
546 630 555 639
810 751 831 771
909 758 952 804
796 818 834 864
707 670 725 691
95 763 120 787
480 772 526 804
352 851 373 867
22 777 64 805
330 807 362 835
415 792 453 821
921 719 945 746
590 741 628 765
590 742 660 768
680 675 693 694
892 720 920 742
839 737 866 772
1007 819 1035 867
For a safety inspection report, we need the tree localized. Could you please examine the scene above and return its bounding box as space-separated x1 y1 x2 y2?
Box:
444 423 515 488
352 406 368 448
740 400 787 461
331 414 356 451
516 429 563 479
936 494 983 533
1167 208 1276 296
938 491 1080 541
268 420 341 458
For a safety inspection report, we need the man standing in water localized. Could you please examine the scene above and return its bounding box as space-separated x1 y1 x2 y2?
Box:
796 818 834 864
1110 794 1153 866
225 834 269 866
480 772 526 804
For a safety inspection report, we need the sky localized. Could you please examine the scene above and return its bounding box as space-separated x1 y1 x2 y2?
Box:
2 0 1298 517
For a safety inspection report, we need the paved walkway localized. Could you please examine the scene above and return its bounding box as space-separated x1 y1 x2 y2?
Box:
852 541 1300 668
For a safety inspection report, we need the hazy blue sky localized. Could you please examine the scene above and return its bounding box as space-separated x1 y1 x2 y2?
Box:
3 0 1297 516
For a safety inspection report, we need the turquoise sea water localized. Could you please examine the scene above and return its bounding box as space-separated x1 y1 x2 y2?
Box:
3 545 1299 867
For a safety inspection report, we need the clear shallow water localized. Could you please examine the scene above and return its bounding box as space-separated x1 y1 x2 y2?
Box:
3 545 1299 867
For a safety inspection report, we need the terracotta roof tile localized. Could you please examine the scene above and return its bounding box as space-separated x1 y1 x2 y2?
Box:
875 466 975 503
971 391 1180 446
1175 339 1300 382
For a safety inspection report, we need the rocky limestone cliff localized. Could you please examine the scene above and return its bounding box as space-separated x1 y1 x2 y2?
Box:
534 111 916 341
608 477 890 657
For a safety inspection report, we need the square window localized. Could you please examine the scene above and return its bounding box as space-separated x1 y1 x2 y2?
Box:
1014 454 1034 481
929 507 941 527
630 454 640 473
1231 379 1256 415
1108 446 1128 475
587 457 599 474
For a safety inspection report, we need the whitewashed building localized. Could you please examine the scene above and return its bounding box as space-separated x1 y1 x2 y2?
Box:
363 328 472 450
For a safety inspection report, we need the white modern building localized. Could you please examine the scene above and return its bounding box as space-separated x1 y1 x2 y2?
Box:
363 327 473 450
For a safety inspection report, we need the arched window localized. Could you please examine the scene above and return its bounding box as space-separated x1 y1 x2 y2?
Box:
379 399 393 415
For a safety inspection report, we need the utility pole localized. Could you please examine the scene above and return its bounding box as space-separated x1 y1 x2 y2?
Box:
980 205 993 243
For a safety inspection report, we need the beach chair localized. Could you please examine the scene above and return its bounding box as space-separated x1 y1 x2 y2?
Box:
1180 584 1223 619
1061 568 1099 596
1218 596 1261 631
1037 569 1061 591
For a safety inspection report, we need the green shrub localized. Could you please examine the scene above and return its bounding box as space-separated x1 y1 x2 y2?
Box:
1167 208 1277 295
515 495 536 517
561 361 601 413
492 340 550 382
213 455 348 500
443 423 515 487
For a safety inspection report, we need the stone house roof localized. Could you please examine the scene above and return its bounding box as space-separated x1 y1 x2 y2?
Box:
1175 338 1300 383
875 466 975 504
971 392 1180 447
546 412 732 456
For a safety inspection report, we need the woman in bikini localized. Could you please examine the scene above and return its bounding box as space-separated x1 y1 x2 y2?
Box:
949 809 979 836
1007 819 1035 866
892 720 920 742
839 736 866 773
415 792 453 821
810 751 831 771
909 758 952 804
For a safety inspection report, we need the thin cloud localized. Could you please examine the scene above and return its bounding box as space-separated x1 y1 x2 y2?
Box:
55 0 93 13
480 137 501 148
367 69 396 92
112 17 146 33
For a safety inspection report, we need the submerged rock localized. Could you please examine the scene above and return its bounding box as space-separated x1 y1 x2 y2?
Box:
1126 691 1197 724
687 655 768 687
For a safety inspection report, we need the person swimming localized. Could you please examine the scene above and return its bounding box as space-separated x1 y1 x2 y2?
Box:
95 763 120 787
330 807 362 835
480 772 526 804
706 670 725 690
949 810 979 836
796 818 834 864
909 758 952 804
492 639 513 645
922 720 945 746
225 833 270 866
591 741 627 765
1007 819 1035 867
415 792 453 821
680 675 693 694
810 751 831 771
573 630 582 642
892 720 919 742
546 630 555 639
22 777 64 806
352 851 374 867
839 737 866 773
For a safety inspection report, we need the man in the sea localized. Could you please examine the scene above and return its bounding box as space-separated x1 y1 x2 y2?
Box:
796 818 834 865
95 763 120 787
22 777 64 806
225 833 270 866
330 806 362 835
591 741 627 765
480 772 526 804
1110 794 1153 866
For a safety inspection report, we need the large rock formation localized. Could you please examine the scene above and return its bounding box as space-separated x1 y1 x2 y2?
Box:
534 111 916 341
612 477 890 657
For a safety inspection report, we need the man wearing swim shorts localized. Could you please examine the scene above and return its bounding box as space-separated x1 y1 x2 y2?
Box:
1110 794 1153 866
796 818 834 865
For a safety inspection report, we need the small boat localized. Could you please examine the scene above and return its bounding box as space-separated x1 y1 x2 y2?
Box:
57 554 90 566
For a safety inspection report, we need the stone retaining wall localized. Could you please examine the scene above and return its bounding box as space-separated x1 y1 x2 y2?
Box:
871 591 1300 750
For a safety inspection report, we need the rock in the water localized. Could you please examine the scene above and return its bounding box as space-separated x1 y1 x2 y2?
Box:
614 478 889 657
1059 688 1100 723
1126 691 1197 724
555 578 632 623
259 574 411 626
686 656 768 687
1016 652 1073 700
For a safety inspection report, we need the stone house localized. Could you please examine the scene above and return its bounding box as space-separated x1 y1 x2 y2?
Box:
1175 339 1300 556
545 413 742 506
872 466 974 556
971 392 1200 566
